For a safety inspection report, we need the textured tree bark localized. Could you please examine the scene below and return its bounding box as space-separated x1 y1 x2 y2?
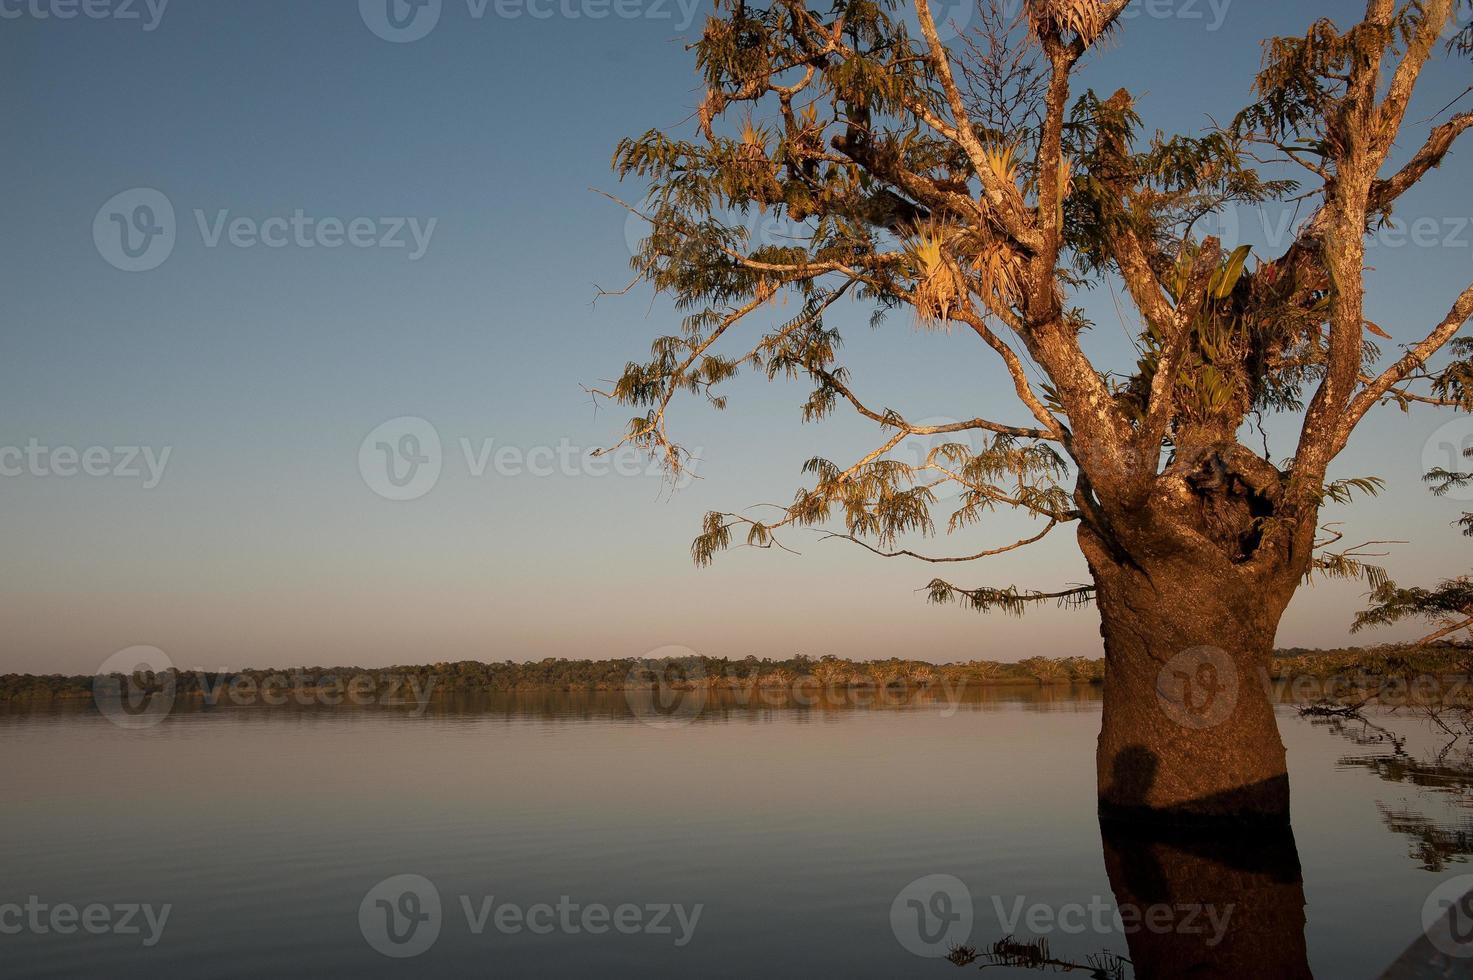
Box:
1090 544 1296 826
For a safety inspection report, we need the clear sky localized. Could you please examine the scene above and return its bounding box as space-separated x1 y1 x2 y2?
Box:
2 0 1471 673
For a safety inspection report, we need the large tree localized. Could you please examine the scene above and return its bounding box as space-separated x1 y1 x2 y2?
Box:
597 0 1473 825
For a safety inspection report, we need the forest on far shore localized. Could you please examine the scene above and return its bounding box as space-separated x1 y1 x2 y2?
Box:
0 643 1467 703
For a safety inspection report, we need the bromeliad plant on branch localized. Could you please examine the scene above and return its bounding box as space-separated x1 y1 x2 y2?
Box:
594 0 1473 825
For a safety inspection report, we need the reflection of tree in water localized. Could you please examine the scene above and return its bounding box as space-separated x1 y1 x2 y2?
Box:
1377 806 1473 873
1304 707 1473 871
944 821 1311 979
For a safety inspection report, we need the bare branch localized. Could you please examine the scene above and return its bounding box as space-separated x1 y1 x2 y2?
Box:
913 0 1040 251
1341 281 1473 441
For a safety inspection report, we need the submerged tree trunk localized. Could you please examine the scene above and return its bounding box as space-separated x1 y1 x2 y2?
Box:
1085 445 1306 827
1100 819 1311 978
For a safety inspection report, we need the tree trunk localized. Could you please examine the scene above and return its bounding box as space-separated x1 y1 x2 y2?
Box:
1087 533 1297 826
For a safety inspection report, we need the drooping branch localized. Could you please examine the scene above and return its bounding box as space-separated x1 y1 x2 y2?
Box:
808 361 1055 440
820 517 1065 562
926 579 1096 614
1355 576 1473 644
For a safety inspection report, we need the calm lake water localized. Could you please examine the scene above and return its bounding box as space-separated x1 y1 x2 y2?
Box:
2 686 1470 978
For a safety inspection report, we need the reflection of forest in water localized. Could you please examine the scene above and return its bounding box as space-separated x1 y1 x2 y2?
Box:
1306 708 1473 873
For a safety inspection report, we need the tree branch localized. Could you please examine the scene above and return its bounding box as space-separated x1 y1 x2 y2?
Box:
1340 280 1473 441
820 518 1065 563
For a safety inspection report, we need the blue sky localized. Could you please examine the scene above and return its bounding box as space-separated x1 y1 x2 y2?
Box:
2 0 1471 672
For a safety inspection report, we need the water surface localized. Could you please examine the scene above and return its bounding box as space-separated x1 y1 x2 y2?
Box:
1 687 1466 977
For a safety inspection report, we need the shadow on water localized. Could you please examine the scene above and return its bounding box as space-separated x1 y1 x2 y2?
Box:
1097 820 1311 979
946 819 1311 979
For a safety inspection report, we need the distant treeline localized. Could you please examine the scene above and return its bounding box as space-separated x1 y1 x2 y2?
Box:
1 644 1465 704
1271 643 1473 680
3 654 1104 703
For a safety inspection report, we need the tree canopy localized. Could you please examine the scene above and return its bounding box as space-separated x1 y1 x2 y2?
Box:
596 0 1473 614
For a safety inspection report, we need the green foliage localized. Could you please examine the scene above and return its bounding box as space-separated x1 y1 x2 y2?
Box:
1355 577 1473 634
1317 476 1386 506
926 580 1094 615
1430 337 1473 412
1271 642 1473 680
1235 16 1405 144
599 0 1473 623
1355 435 1473 639
1312 550 1391 590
